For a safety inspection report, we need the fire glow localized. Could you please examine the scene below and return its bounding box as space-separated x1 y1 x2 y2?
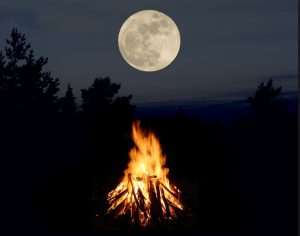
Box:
102 120 193 228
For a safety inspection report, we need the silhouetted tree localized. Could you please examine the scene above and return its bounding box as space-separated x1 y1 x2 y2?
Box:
247 78 292 120
80 77 121 120
57 83 78 119
110 94 136 115
176 107 186 119
156 114 163 119
235 78 294 135
97 94 136 128
51 82 79 134
0 28 60 132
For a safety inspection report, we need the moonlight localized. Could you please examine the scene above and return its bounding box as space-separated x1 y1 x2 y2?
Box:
118 10 181 72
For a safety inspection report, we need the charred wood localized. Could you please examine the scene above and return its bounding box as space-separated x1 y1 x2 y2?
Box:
149 179 159 228
169 182 194 206
160 183 188 211
155 180 163 219
133 203 139 230
102 197 126 221
136 184 148 219
107 188 128 204
161 188 170 220
129 175 143 213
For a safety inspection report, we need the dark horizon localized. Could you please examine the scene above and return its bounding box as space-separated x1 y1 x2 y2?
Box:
68 88 298 131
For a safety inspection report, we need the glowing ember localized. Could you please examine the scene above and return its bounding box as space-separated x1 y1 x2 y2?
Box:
102 120 193 228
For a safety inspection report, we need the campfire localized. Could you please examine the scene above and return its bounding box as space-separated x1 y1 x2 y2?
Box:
99 120 196 230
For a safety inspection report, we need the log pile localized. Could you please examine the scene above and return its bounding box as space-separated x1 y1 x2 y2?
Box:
97 173 197 231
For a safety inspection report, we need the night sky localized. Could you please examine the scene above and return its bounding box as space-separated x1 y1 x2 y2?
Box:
0 0 298 129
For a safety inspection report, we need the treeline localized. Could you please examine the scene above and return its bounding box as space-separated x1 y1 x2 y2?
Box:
0 28 136 134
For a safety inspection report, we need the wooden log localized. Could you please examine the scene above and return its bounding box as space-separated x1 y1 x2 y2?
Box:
136 184 146 202
131 202 137 221
111 197 127 218
166 183 192 211
155 180 163 220
106 190 128 214
166 198 183 213
161 188 170 220
160 183 188 211
167 199 190 222
102 197 126 221
133 203 139 230
129 190 133 218
136 184 148 219
170 182 195 210
149 179 159 228
167 182 180 197
160 182 178 200
107 188 128 204
128 175 143 215
169 182 194 204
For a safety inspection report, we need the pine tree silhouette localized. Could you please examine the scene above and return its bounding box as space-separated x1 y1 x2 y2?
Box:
176 107 186 119
235 78 294 136
0 28 60 133
58 83 78 119
80 77 121 120
247 78 292 120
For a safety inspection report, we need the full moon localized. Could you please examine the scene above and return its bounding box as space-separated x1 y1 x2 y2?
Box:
118 10 181 72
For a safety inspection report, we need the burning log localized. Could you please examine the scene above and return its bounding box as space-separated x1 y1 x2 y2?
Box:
166 198 193 223
161 188 170 220
107 188 128 205
160 183 189 212
169 183 191 199
169 182 195 207
102 173 195 229
133 203 139 230
136 185 148 219
155 180 163 220
128 174 147 220
102 197 127 221
149 179 159 228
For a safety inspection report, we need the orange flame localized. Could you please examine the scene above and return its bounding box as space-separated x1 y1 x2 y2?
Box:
105 120 184 226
